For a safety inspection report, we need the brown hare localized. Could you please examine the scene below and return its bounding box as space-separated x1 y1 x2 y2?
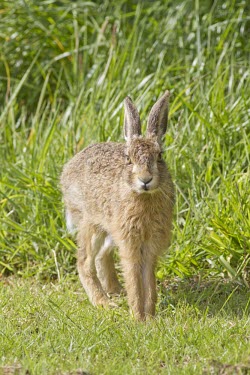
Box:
61 91 175 320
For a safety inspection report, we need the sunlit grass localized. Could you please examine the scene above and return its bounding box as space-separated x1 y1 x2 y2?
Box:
1 277 250 374
0 1 250 374
0 1 249 281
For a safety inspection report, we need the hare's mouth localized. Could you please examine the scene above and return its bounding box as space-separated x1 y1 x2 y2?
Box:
136 180 157 194
137 183 151 193
142 184 152 192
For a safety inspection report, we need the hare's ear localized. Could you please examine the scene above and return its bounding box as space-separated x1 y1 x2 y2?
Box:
124 97 141 141
146 90 170 143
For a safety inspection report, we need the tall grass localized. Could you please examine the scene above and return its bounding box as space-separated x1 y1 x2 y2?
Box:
0 0 249 282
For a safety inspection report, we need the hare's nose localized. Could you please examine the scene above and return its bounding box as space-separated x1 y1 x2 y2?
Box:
139 177 153 185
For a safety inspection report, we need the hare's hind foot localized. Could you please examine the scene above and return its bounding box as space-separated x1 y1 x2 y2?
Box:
95 235 123 296
106 284 124 297
93 294 118 309
93 292 119 309
77 228 120 309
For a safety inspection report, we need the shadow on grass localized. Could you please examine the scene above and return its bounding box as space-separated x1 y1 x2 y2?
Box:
158 277 250 317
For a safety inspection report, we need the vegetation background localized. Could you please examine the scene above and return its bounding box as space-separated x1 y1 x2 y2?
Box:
0 0 250 374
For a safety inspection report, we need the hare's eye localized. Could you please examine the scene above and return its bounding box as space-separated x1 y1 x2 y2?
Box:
158 152 163 161
125 155 132 164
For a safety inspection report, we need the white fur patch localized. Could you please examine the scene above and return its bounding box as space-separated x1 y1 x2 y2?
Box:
65 210 76 233
68 185 82 206
96 235 114 258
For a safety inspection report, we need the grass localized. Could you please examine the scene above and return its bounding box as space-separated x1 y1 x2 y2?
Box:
1 0 249 280
0 0 250 373
1 277 250 375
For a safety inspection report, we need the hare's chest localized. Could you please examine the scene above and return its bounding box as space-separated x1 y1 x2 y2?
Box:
117 200 169 242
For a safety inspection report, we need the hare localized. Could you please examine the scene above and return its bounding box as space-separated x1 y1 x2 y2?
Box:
61 91 175 320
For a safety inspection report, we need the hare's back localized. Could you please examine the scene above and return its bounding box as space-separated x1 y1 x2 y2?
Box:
61 142 125 188
82 142 125 174
61 142 125 223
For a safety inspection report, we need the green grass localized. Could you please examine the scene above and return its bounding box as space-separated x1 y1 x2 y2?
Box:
0 0 250 373
1 0 249 280
1 277 250 374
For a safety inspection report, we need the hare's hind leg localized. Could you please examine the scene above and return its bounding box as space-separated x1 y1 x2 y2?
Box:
77 224 110 307
95 235 123 296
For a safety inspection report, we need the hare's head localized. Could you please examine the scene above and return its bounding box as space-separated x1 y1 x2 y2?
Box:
123 91 170 194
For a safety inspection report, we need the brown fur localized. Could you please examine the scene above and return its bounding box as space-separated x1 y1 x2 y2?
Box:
61 91 174 320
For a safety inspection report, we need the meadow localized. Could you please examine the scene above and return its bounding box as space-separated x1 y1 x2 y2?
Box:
0 0 250 374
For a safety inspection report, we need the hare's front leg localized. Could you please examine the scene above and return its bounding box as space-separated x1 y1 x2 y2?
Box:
95 235 123 296
119 245 145 320
142 251 157 318
77 225 109 307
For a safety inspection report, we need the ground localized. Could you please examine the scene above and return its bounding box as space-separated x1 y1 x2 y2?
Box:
1 276 250 375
